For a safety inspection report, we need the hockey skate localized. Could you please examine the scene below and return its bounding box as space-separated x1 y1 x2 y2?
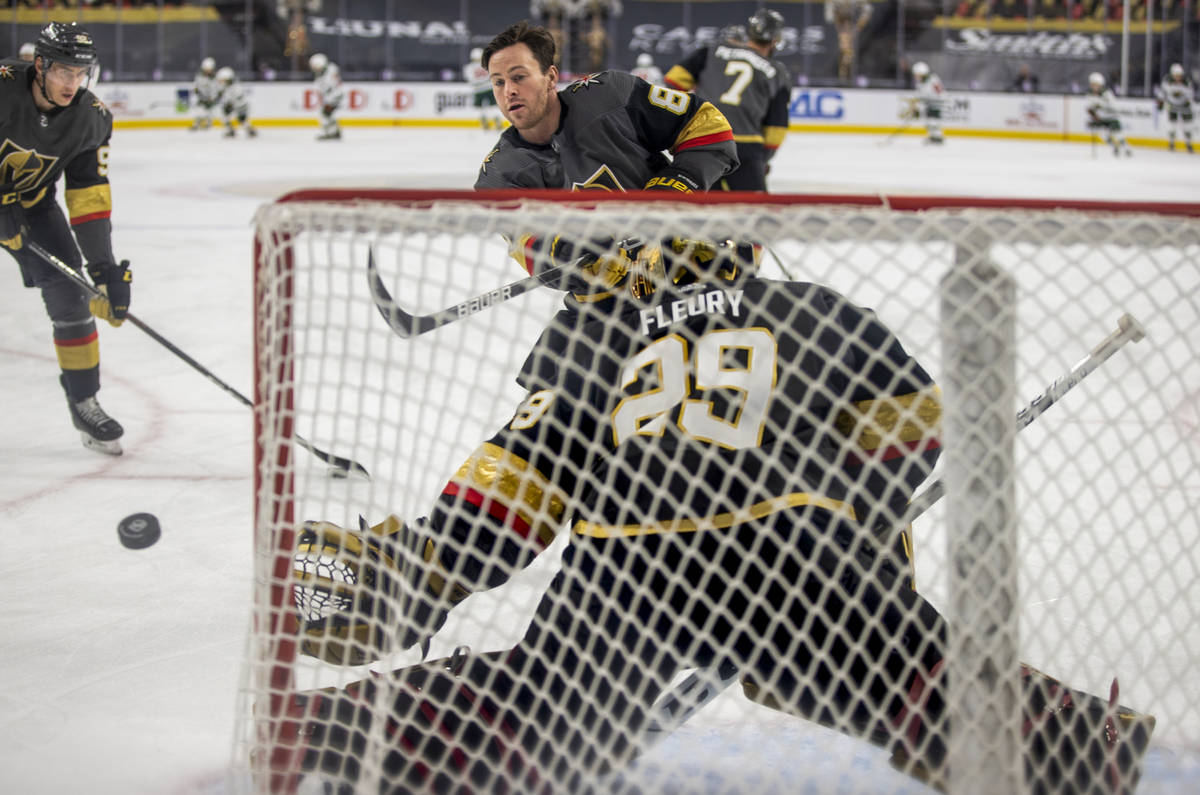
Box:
62 379 123 455
317 129 342 141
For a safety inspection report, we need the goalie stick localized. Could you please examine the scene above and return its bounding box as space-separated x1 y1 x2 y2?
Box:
26 240 369 478
638 312 1146 747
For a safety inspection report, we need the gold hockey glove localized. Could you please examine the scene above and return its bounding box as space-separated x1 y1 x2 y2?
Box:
87 260 132 327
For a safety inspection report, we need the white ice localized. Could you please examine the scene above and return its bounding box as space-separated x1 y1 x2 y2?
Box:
2 127 1198 795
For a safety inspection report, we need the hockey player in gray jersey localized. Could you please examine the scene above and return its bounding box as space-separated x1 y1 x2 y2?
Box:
1 23 131 454
473 21 737 297
664 9 791 191
1156 63 1195 153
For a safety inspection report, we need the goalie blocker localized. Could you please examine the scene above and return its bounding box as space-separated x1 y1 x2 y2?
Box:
285 241 1154 793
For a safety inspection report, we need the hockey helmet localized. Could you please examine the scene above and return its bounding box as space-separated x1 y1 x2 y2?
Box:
626 239 759 303
746 9 785 45
309 52 328 74
912 61 930 79
469 47 483 62
216 66 235 84
1088 71 1105 88
637 53 654 67
18 41 35 61
720 24 747 44
35 22 98 69
200 56 216 74
1170 63 1184 80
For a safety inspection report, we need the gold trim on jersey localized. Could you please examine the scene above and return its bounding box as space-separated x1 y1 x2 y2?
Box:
572 492 855 538
673 101 734 151
450 442 568 548
834 386 943 453
763 125 788 148
732 133 766 144
65 183 112 222
664 65 696 91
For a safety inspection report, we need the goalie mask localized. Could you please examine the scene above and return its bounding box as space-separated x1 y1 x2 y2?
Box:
627 239 760 302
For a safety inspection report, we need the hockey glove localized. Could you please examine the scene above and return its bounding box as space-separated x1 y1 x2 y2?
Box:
293 515 471 665
0 186 27 251
87 260 132 327
643 168 699 194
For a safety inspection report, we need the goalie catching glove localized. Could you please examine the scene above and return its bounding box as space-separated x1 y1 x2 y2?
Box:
87 259 132 326
292 515 472 666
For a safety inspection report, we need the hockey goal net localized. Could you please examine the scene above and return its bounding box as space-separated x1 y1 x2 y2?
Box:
240 189 1200 794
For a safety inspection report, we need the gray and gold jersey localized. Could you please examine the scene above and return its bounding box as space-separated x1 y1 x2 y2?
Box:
474 70 736 193
664 44 791 149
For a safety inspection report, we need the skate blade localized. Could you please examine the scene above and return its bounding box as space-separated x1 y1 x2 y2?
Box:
81 433 123 456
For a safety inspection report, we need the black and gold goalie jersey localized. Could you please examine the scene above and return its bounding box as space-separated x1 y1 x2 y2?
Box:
665 44 791 159
0 59 115 264
423 278 941 606
474 69 736 193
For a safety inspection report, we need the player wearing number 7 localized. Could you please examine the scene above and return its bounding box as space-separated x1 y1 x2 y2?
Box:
664 9 792 191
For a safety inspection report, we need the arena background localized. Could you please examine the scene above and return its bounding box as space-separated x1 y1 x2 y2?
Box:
2 0 1196 96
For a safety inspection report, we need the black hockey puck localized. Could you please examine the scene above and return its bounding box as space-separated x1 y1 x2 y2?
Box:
117 513 161 550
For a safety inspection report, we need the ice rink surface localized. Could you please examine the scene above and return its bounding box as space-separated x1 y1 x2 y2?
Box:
2 125 1198 795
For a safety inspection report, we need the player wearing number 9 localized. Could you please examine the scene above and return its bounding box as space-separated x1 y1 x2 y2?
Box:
1 22 130 455
292 239 956 792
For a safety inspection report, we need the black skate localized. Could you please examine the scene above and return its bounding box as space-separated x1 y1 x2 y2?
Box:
64 387 124 455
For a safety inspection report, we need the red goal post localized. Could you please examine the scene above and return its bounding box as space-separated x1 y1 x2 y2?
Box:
242 189 1200 794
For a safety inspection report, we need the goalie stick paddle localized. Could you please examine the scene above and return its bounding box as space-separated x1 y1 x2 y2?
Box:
639 312 1146 748
26 241 370 479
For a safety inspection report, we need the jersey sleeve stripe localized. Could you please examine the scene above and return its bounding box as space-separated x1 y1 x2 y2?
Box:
663 65 695 91
444 441 566 548
65 184 112 225
673 102 736 152
572 492 856 538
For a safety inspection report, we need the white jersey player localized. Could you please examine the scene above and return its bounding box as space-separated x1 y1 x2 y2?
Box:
463 46 502 130
216 67 257 138
1086 72 1132 157
309 52 344 140
909 61 945 144
191 57 220 131
1156 63 1195 153
630 53 663 84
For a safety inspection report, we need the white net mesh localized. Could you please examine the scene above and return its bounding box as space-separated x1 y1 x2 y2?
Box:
239 192 1200 794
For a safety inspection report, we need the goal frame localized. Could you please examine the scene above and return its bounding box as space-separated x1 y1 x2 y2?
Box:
248 189 1200 794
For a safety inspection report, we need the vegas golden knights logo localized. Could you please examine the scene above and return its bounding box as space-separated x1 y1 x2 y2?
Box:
0 140 58 200
571 163 625 192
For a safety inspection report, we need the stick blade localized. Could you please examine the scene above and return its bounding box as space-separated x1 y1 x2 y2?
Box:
367 248 417 339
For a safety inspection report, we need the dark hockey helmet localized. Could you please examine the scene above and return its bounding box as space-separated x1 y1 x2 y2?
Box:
627 239 759 302
746 9 785 45
35 22 99 69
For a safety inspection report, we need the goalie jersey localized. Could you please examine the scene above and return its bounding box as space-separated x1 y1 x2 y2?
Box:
428 279 942 629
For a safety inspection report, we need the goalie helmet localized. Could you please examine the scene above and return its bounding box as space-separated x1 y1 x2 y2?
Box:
912 61 930 79
1089 72 1106 89
35 22 98 69
1170 63 1184 80
309 52 328 74
746 9 785 45
216 66 234 85
200 57 216 74
626 239 760 303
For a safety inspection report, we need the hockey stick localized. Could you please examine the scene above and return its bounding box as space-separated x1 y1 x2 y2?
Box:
638 312 1146 747
877 113 916 147
26 240 370 478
